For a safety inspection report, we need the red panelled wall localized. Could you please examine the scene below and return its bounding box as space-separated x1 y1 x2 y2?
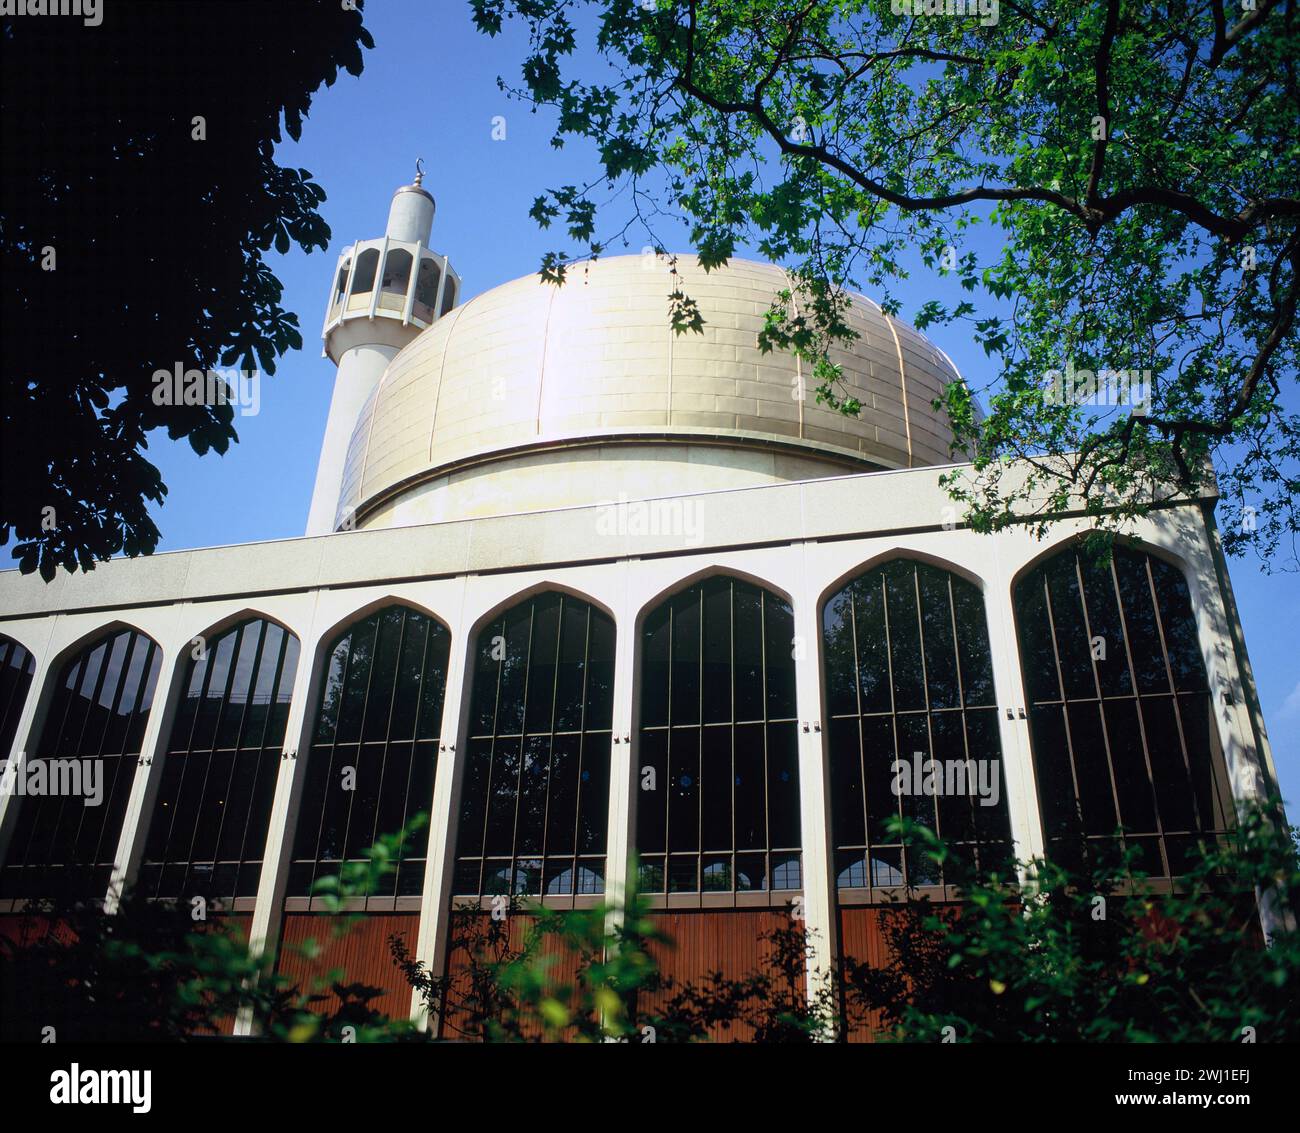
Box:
642 909 804 1041
276 912 418 1024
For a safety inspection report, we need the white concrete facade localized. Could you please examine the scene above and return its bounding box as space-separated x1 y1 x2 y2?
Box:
0 461 1279 1028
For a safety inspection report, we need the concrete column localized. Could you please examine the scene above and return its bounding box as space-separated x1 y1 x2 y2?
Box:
791 546 839 1030
984 553 1046 875
410 577 470 1031
235 592 325 1036
1181 522 1274 809
0 622 60 869
602 562 637 948
105 612 188 914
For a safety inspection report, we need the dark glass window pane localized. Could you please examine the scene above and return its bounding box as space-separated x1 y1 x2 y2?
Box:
853 575 891 715
763 592 797 721
639 576 803 896
483 737 521 857
822 592 858 717
0 637 37 759
670 590 701 726
1045 555 1095 701
336 619 374 746
1142 697 1197 833
766 721 800 849
733 722 765 852
1179 692 1228 831
733 584 764 722
453 593 615 899
1102 699 1157 833
1151 558 1207 693
545 732 580 856
1114 551 1169 695
389 614 428 741
516 734 550 855
884 562 925 712
523 594 561 735
456 738 494 861
361 607 403 742
863 713 898 848
895 713 934 832
2 628 160 900
826 561 1011 891
828 715 866 849
636 729 667 855
1014 547 1231 880
497 604 532 736
668 728 700 853
702 581 731 725
918 567 960 710
1065 700 1117 837
953 580 996 707
554 602 589 732
374 739 414 853
641 606 671 729
967 709 1012 849
290 607 448 898
700 725 732 851
576 739 609 856
932 710 973 848
1079 561 1133 698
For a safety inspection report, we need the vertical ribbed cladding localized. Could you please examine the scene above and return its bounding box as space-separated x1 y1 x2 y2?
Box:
276 912 420 1024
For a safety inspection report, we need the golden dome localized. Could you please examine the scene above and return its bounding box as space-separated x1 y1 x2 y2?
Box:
336 255 965 529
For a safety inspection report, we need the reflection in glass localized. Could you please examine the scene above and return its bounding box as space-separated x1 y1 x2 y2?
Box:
1014 546 1232 878
289 605 450 900
637 576 802 896
0 635 36 760
140 618 299 903
824 561 1013 892
1 628 161 899
453 592 614 899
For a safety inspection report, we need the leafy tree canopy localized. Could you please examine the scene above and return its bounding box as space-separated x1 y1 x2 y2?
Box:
0 0 373 578
471 0 1300 567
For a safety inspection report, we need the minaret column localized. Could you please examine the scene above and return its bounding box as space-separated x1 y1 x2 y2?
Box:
305 165 457 536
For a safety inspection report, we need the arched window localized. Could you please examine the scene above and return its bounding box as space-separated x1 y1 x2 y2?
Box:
439 277 457 317
289 605 451 901
636 576 801 897
1014 544 1232 877
1 627 161 899
139 618 299 903
823 560 1011 894
0 635 36 760
349 247 380 299
414 257 441 319
381 248 413 297
453 592 615 900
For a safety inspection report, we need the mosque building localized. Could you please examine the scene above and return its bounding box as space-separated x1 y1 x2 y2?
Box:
0 172 1279 1038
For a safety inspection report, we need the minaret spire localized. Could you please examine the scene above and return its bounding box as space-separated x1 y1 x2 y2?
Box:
304 171 461 536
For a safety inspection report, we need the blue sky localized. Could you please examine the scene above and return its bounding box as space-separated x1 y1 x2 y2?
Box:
141 1 1298 812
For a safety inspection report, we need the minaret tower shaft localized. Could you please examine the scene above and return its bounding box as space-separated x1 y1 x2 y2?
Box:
306 164 461 535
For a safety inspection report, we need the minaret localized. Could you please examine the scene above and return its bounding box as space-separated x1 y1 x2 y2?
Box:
305 162 461 535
